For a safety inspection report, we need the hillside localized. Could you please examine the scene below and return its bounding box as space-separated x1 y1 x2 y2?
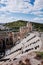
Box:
32 22 43 31
5 20 43 32
5 20 27 28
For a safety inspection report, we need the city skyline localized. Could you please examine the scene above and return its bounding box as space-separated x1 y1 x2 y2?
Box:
0 0 43 23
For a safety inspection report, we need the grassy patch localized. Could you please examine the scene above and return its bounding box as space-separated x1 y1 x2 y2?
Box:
35 52 43 60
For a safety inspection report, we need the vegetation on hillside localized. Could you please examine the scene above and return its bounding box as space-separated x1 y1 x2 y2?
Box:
5 20 43 32
32 22 43 31
35 52 43 59
5 20 27 28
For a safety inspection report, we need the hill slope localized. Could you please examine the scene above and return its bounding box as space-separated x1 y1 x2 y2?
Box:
5 20 27 28
32 22 43 31
5 20 43 32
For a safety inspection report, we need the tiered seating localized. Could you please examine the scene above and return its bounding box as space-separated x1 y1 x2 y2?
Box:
1 33 42 64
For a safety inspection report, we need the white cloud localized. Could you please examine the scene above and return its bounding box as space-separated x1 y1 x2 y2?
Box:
33 0 43 10
0 0 43 13
0 0 33 13
32 17 43 23
0 0 43 23
31 11 43 16
0 14 17 23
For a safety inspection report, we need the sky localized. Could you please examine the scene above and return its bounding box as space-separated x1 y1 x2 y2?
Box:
0 0 43 23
